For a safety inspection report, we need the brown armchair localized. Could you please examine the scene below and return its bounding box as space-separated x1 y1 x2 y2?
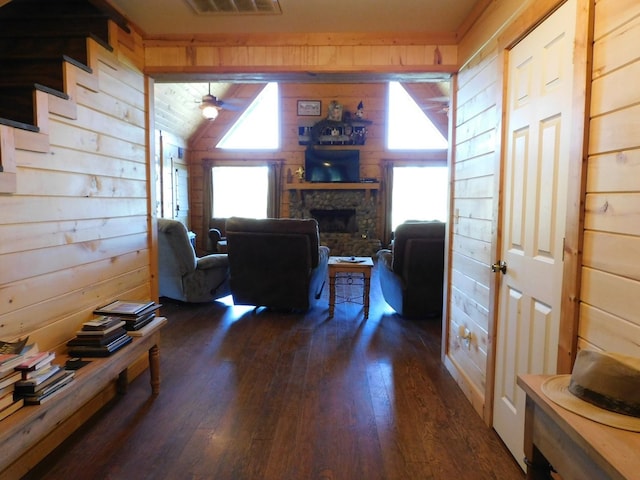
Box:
208 217 228 253
376 221 445 318
225 217 330 311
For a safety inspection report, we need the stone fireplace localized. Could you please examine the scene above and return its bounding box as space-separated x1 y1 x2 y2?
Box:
289 188 382 256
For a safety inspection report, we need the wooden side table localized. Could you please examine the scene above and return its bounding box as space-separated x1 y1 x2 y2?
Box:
517 374 640 480
328 256 374 318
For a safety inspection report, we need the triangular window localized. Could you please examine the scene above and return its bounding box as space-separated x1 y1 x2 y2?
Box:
217 82 279 149
387 81 448 150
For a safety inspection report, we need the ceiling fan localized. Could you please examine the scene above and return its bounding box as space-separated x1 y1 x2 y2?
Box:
199 83 242 119
200 88 223 119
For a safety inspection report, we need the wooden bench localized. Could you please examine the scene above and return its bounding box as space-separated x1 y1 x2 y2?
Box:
518 374 640 480
0 317 167 479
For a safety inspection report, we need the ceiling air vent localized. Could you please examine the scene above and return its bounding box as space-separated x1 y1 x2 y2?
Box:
185 0 282 15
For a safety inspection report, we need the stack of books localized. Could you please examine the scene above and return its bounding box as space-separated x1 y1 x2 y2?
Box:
0 338 39 419
93 300 160 333
66 316 132 357
13 351 74 405
0 362 24 420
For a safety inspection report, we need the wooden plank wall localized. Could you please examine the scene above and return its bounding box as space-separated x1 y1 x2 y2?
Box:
0 26 151 355
446 0 565 419
449 0 640 421
187 82 447 254
143 33 457 77
445 52 500 417
580 0 640 356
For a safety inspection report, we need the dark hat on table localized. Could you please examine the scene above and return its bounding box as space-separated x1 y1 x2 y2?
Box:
541 349 640 432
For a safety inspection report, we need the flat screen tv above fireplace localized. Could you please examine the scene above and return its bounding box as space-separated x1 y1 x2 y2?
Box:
305 148 360 183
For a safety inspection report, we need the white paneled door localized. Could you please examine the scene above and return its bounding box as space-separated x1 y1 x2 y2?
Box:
492 0 576 469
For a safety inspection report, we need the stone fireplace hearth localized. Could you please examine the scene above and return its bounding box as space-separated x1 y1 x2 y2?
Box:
289 189 382 256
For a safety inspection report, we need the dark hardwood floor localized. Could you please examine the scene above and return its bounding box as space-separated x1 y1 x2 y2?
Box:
25 266 524 480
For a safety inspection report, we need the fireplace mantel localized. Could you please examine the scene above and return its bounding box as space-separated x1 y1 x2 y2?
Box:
286 182 378 201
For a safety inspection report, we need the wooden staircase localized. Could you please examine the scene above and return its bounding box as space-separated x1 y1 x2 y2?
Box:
0 0 129 131
0 0 130 193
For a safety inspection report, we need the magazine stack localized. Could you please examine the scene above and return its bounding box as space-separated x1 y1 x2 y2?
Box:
93 300 161 333
13 350 74 406
67 316 132 358
0 338 37 419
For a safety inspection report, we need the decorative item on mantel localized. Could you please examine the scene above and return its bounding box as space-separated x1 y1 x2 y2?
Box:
297 99 372 146
295 166 305 182
327 100 343 121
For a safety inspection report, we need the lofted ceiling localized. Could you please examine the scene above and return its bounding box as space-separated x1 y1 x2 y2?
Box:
110 0 467 140
154 80 451 142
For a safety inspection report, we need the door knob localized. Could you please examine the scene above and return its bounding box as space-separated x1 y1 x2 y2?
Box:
491 261 507 274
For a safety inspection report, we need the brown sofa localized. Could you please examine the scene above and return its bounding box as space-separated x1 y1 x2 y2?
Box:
225 217 330 311
376 221 445 318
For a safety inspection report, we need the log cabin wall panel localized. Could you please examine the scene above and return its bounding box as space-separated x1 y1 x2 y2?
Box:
0 33 151 353
447 0 640 419
593 0 640 39
579 304 640 356
445 49 500 415
582 0 640 356
457 0 535 68
144 35 457 74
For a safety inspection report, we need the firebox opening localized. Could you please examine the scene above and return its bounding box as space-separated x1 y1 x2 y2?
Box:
310 208 357 233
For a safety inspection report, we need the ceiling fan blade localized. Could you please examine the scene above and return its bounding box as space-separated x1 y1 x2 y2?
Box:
219 100 243 111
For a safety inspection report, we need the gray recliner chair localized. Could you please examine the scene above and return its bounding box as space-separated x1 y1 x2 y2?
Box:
157 218 230 302
376 221 445 318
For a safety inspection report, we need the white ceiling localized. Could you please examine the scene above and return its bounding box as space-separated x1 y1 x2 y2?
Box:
108 0 481 37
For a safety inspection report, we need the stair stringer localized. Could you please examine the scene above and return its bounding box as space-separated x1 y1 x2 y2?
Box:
0 25 124 194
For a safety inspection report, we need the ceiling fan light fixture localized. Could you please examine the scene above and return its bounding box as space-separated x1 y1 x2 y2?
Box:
200 91 221 119
201 104 219 119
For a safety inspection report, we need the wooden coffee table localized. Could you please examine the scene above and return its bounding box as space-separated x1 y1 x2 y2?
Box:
328 256 374 318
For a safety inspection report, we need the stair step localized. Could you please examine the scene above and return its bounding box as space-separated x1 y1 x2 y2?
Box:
0 84 68 129
0 57 91 93
0 17 111 46
0 0 129 33
0 116 40 133
0 0 128 132
0 37 91 64
0 33 113 63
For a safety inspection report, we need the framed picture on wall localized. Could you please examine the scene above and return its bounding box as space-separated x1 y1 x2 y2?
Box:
297 100 322 116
